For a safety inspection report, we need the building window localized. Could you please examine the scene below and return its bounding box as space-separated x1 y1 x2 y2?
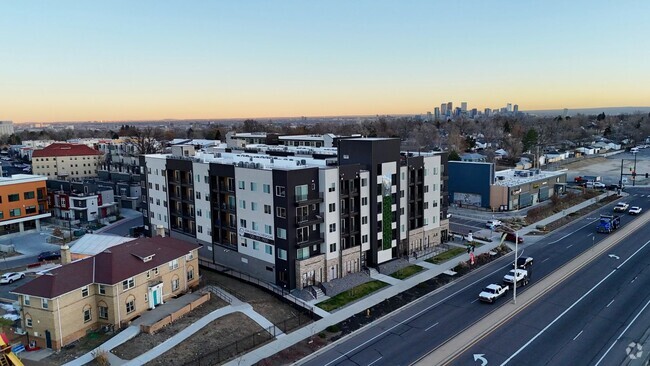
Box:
295 185 308 201
265 245 273 255
265 225 272 235
99 305 108 319
330 243 336 253
329 223 336 232
24 191 35 199
297 247 310 260
25 316 33 327
329 203 336 212
278 248 287 260
240 219 247 228
42 298 48 309
187 267 194 282
198 225 203 233
126 299 135 314
196 191 201 199
424 185 429 193
362 234 368 243
83 307 92 323
263 184 271 193
328 183 335 192
276 207 286 218
8 194 19 202
24 296 30 306
252 241 259 250
9 208 20 217
239 200 246 209
264 204 271 214
361 178 367 187
238 180 245 190
250 182 257 191
153 267 159 276
362 197 368 206
171 276 180 291
362 216 368 225
277 228 286 239
241 239 248 247
81 286 89 297
251 202 258 211
122 277 135 291
252 221 259 231
275 186 285 197
169 259 179 270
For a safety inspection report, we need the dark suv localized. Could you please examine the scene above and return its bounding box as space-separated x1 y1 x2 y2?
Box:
38 251 61 261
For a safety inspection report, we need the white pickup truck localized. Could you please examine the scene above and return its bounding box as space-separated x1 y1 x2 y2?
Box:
503 269 529 288
614 202 630 212
478 284 509 303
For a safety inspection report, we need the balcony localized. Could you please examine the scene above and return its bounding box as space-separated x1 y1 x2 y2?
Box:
295 233 324 248
294 192 324 206
295 214 324 226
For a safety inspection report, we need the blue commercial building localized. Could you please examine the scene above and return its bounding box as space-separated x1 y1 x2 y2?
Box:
448 161 494 208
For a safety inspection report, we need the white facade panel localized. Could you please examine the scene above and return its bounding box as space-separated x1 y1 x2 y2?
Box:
320 168 340 261
235 167 275 264
145 156 169 233
193 162 212 243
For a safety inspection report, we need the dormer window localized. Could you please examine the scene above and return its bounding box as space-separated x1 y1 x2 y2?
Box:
143 255 154 262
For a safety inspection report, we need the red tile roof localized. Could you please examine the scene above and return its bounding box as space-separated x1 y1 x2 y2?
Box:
12 237 199 299
32 143 102 158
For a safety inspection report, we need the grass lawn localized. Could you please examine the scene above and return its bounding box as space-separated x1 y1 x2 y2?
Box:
426 247 467 264
389 265 424 280
317 280 388 312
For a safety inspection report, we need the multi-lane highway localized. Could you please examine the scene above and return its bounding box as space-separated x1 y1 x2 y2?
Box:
452 190 650 366
300 189 650 366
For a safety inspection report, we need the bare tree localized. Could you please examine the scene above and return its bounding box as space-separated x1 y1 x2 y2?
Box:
132 127 163 155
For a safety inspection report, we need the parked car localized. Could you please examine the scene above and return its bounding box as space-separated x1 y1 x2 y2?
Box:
503 232 524 244
586 181 606 189
514 256 534 269
629 206 643 215
38 251 61 261
486 219 502 228
0 272 25 284
478 284 509 303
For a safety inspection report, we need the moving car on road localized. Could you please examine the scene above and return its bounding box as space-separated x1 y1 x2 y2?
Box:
37 251 61 262
514 256 534 269
503 269 529 288
629 206 642 215
614 202 630 212
0 272 25 284
479 284 509 303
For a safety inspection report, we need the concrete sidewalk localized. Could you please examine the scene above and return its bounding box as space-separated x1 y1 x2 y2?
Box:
225 191 622 366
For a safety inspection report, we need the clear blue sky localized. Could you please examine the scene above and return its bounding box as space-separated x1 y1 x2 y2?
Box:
1 0 649 122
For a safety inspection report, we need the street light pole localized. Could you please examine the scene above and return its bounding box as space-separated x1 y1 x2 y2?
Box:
633 152 638 187
513 230 518 304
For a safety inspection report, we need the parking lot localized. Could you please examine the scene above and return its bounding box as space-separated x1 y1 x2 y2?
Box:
566 150 650 186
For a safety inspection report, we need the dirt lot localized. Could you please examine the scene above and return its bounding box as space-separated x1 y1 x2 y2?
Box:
145 312 265 366
112 296 228 360
202 270 310 327
41 331 117 365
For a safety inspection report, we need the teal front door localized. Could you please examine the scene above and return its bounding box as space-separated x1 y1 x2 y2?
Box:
152 289 160 306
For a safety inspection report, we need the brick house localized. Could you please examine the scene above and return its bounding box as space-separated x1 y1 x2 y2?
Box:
12 237 200 350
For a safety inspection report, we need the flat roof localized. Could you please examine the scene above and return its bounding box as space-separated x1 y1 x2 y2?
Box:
0 174 47 186
494 169 566 187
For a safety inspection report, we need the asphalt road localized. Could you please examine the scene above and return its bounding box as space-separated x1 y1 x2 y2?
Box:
453 192 650 366
300 189 650 366
101 214 143 236
450 216 486 236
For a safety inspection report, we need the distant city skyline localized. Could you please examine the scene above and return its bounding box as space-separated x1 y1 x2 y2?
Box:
1 1 650 123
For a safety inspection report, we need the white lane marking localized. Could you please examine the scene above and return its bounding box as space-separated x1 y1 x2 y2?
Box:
587 233 594 237
542 258 550 263
368 356 382 366
500 238 650 366
573 330 584 340
547 218 601 245
322 260 514 366
595 296 650 365
471 299 479 303
606 299 615 308
566 245 573 248
425 322 439 332
631 276 637 283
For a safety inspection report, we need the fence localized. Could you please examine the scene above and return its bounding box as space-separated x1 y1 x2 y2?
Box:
199 259 315 313
410 243 450 263
181 312 312 366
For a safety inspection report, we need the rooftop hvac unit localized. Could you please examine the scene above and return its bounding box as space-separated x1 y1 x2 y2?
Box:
301 159 307 165
237 161 245 167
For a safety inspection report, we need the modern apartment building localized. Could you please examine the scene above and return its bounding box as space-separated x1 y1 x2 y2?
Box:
141 137 449 291
0 174 50 237
32 143 103 179
0 121 14 136
12 237 200 350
